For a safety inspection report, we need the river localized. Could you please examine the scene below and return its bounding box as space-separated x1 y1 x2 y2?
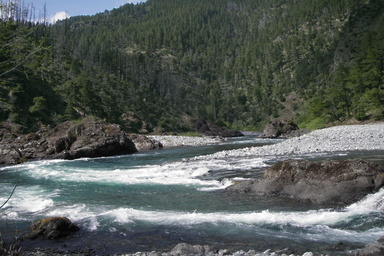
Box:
1 136 384 255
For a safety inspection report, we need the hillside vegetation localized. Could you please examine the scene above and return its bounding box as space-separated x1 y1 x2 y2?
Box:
1 0 383 133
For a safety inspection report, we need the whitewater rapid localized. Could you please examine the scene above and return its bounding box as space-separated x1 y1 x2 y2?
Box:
1 123 384 255
2 180 384 245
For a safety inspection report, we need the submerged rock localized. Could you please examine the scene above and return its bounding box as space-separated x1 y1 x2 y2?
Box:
227 159 384 205
28 217 79 239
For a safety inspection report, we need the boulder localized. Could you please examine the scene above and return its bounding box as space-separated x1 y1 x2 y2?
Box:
259 120 300 138
194 119 243 137
28 217 80 239
351 236 384 256
129 134 163 151
0 147 23 165
53 121 138 159
227 159 384 205
169 243 213 256
0 120 139 164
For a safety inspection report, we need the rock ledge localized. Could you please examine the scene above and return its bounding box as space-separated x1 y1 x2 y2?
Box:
227 159 384 205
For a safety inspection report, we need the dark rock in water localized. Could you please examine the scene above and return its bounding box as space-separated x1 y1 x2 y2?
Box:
169 243 214 256
260 120 301 138
227 159 384 205
351 236 384 256
28 217 79 239
194 119 243 137
129 134 163 151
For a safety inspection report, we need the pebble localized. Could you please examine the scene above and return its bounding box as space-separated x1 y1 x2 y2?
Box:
196 123 384 160
116 250 318 256
149 135 225 147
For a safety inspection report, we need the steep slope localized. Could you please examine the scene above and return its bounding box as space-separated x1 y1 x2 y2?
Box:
1 0 383 132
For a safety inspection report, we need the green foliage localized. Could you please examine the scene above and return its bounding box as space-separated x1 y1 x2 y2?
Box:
1 0 384 133
0 19 65 131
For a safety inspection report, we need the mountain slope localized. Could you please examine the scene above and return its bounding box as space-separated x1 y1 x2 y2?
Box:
1 0 383 132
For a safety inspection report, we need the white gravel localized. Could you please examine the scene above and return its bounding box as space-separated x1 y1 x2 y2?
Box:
202 122 384 159
149 123 384 160
149 135 225 147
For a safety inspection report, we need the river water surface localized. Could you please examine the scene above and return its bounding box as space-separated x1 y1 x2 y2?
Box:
1 136 384 255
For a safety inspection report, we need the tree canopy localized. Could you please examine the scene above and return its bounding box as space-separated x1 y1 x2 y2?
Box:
1 0 383 132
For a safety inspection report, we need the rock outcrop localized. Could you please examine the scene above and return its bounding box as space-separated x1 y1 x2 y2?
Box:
0 120 139 164
129 134 163 151
227 159 384 205
260 120 302 138
28 217 79 239
49 121 138 160
194 119 243 137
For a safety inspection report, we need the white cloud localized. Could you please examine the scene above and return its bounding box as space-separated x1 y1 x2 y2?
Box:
50 11 70 23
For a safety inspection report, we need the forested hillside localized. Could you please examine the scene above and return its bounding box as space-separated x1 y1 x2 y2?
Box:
1 0 383 133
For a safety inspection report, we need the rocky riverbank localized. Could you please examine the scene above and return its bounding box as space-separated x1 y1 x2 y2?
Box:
5 122 384 256
0 118 244 165
21 239 384 256
197 122 384 160
0 120 163 165
148 135 225 147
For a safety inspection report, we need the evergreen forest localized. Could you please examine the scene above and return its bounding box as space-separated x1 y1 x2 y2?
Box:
1 0 384 133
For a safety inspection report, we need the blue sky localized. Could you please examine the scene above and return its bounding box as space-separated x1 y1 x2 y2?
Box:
27 0 145 21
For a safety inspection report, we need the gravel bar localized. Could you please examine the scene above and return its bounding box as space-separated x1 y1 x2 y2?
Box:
149 135 225 147
200 123 384 160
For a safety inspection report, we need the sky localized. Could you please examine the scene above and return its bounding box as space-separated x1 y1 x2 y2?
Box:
25 0 145 22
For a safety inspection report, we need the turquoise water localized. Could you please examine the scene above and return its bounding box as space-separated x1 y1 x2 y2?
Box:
1 137 384 255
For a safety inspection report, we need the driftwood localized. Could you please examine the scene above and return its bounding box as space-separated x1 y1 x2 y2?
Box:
0 183 18 210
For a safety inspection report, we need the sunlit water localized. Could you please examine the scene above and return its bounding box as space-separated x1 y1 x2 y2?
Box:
1 137 384 255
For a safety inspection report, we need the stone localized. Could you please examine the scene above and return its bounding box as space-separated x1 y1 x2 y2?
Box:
58 121 137 159
28 217 80 239
0 120 140 164
129 134 163 151
227 159 384 205
194 119 244 137
351 236 384 256
169 243 213 256
259 120 300 138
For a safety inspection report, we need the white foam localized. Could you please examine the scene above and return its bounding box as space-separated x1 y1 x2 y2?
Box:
87 189 384 242
1 186 382 243
346 187 384 213
20 156 269 190
0 185 58 221
95 189 384 227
